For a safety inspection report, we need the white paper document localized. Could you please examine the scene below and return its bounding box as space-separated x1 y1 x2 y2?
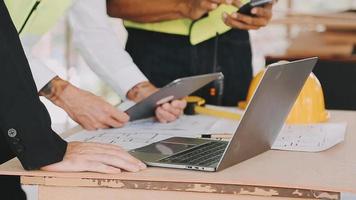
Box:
121 115 219 132
209 119 239 133
66 112 347 153
272 123 347 152
66 114 235 150
65 114 235 150
66 128 205 150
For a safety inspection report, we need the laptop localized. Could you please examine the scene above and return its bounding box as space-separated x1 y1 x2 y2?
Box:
130 57 318 172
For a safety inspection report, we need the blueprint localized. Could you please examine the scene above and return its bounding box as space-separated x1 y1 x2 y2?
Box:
66 114 347 152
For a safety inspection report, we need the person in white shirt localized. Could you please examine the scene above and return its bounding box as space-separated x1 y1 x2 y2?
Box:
23 0 186 130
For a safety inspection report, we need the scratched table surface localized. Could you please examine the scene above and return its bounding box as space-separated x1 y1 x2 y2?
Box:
0 110 356 200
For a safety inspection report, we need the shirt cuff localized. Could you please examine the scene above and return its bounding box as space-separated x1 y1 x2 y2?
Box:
114 65 148 99
27 57 57 92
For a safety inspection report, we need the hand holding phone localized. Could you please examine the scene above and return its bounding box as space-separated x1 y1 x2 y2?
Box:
237 0 273 16
222 0 274 30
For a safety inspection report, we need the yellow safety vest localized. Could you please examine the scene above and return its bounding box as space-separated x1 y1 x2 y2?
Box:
125 1 249 45
4 0 72 35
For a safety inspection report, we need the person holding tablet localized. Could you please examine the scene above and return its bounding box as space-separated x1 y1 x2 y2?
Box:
5 0 187 130
107 0 275 106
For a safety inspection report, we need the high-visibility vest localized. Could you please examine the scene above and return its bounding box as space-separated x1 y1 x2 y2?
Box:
124 1 249 45
4 0 72 35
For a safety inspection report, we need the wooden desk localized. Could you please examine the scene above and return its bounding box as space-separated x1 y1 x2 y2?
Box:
1 111 356 200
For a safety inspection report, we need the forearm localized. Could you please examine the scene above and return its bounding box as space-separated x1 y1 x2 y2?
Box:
39 76 69 107
39 77 86 117
107 0 187 22
39 76 85 118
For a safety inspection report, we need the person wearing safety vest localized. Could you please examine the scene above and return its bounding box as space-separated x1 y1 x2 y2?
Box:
5 0 186 130
107 0 275 106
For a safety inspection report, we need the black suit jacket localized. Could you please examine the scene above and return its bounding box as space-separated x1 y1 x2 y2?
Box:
0 1 67 170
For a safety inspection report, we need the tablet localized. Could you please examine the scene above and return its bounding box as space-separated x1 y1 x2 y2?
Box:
125 72 224 121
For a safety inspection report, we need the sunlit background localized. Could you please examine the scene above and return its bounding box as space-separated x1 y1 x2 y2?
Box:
29 0 356 132
21 0 356 199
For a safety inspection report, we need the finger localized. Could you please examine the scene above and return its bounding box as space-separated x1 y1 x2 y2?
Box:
174 100 186 116
104 117 125 128
108 107 130 124
155 107 167 123
223 13 261 30
80 143 145 167
231 0 243 7
251 5 272 19
81 123 96 131
94 109 122 128
223 0 233 5
80 113 108 130
94 144 143 166
85 153 143 172
156 107 177 122
200 0 218 10
162 103 182 117
77 117 98 131
233 12 268 27
171 100 187 110
157 106 178 122
80 145 146 169
265 2 274 8
86 161 122 174
208 0 222 3
93 122 110 130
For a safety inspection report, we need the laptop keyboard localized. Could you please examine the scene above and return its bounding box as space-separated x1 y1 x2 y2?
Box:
158 141 228 166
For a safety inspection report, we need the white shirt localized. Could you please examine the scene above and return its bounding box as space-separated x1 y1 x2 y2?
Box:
22 0 148 99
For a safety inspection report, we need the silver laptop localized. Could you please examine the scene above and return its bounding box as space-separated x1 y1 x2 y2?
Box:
130 57 318 172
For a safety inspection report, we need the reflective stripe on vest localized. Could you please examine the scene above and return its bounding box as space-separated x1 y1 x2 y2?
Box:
124 1 249 45
5 0 72 35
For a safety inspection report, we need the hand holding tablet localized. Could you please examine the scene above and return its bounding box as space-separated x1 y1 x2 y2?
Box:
125 73 224 121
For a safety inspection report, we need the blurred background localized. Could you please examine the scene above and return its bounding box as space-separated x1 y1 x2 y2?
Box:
21 1 356 198
30 0 356 132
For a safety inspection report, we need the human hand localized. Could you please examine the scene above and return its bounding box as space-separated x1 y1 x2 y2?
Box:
40 77 129 130
222 0 274 30
41 142 146 173
127 81 159 103
179 0 231 20
155 100 187 123
127 81 187 123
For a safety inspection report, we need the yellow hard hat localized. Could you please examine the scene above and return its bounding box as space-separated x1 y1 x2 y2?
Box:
238 66 329 124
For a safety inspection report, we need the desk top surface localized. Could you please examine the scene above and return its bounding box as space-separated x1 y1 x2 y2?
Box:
1 110 355 193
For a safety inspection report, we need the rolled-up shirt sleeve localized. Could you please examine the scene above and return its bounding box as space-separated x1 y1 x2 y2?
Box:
67 0 148 99
25 55 57 92
21 38 57 92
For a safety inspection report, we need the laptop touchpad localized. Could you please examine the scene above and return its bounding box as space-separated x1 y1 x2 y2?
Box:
134 142 195 156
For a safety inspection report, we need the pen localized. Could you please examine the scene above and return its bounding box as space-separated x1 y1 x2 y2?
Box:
201 133 233 140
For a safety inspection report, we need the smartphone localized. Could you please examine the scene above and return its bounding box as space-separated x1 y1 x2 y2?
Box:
237 0 272 16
